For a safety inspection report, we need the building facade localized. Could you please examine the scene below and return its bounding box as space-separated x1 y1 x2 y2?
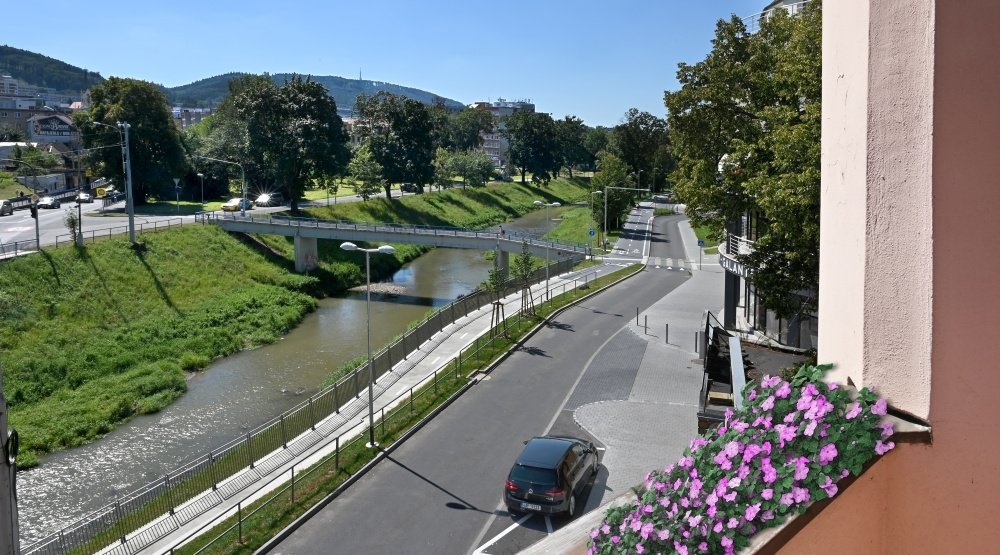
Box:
469 98 534 167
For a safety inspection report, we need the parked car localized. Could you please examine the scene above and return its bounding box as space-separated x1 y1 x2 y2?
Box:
255 192 283 206
0 200 12 216
400 183 417 193
504 436 599 517
221 197 253 212
37 196 60 209
76 192 94 203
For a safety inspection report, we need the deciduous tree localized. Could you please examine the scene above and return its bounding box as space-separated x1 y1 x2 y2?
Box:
353 92 435 197
664 4 822 317
502 110 559 184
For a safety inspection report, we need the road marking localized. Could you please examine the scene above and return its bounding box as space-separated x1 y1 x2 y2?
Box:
431 356 441 365
545 515 554 534
472 513 533 555
460 332 469 340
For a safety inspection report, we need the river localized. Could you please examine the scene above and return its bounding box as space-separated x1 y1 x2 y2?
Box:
18 209 560 545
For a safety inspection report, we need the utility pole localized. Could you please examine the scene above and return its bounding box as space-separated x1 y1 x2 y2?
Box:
0 359 19 555
120 122 136 244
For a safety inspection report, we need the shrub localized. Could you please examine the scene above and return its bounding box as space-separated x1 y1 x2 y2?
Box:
588 364 895 555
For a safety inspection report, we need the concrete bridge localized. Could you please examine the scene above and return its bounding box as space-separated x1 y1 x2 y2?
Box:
196 212 591 273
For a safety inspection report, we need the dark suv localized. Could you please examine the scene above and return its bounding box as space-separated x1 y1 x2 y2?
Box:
504 436 599 517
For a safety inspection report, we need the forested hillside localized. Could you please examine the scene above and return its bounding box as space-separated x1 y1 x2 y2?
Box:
0 45 105 93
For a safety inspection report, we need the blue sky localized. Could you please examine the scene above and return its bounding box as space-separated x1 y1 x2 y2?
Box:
7 1 767 127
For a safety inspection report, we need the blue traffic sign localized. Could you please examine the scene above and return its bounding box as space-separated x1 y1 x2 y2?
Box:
589 228 596 237
697 240 705 247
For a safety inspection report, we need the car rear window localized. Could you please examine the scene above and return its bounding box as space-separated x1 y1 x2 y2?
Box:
510 465 557 486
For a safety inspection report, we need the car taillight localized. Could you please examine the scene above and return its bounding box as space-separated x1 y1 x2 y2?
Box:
545 487 564 499
505 480 519 492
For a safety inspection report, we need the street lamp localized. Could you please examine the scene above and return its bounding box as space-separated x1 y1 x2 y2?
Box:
197 173 205 205
197 156 247 216
591 190 603 255
340 241 396 449
533 200 561 301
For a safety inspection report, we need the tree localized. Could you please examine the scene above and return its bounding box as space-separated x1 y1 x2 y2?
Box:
482 253 508 338
554 115 590 178
502 110 559 184
583 127 611 169
450 149 495 187
353 91 435 197
432 147 454 191
348 143 384 200
449 107 495 151
511 240 537 315
228 75 350 212
664 4 822 317
75 77 186 205
610 108 670 192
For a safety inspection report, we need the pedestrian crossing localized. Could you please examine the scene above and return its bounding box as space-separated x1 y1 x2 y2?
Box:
649 257 690 271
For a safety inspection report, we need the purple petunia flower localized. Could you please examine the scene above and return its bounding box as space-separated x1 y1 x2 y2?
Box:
602 523 611 534
761 488 774 500
674 541 688 555
780 492 794 506
819 443 838 465
845 402 862 419
713 520 724 533
762 375 781 388
636 543 645 554
727 517 740 529
641 522 655 539
760 395 775 411
775 424 796 447
880 422 894 438
819 475 838 497
590 527 600 539
658 529 671 541
872 398 888 416
745 502 762 521
775 381 792 398
793 487 811 504
875 439 895 455
794 456 810 480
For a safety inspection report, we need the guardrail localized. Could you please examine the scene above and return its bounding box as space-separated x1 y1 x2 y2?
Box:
21 258 583 555
52 218 186 248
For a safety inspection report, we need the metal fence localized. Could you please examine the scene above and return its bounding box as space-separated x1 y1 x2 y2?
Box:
21 259 580 555
52 218 186 248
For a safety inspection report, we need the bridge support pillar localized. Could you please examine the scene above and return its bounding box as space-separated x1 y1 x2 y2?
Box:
294 236 319 273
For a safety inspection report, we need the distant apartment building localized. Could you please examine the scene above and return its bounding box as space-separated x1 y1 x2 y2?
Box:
469 98 534 167
172 107 214 129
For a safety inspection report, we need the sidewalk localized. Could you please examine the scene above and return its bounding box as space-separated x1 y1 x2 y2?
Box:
133 263 610 555
521 220 725 555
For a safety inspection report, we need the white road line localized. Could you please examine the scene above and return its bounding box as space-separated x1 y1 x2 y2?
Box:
460 332 469 340
472 513 533 555
545 515 554 534
431 356 441 365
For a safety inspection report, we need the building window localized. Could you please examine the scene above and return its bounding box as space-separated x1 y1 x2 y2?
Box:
15 112 21 119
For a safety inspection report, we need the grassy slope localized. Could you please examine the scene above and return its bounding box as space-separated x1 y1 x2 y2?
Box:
0 178 591 466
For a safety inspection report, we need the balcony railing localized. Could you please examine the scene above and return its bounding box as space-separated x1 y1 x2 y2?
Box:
743 0 812 33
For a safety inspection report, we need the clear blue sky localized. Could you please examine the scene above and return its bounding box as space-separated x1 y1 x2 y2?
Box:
7 1 767 128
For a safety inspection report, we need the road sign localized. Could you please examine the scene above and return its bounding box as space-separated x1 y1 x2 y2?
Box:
589 228 595 237
697 240 705 247
31 193 38 203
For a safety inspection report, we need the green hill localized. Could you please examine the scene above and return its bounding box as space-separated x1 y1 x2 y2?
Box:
0 45 105 94
0 45 466 113
164 72 466 113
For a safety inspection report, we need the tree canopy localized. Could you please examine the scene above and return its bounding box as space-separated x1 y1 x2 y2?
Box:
353 91 436 198
610 108 671 192
75 77 186 205
502 110 559 184
664 3 822 317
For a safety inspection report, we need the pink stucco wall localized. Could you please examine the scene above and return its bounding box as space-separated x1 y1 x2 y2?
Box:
800 0 1000 553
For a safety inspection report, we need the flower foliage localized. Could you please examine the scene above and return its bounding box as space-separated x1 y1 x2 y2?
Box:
588 364 895 555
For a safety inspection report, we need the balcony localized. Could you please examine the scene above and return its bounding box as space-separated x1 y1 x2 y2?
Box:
719 231 753 278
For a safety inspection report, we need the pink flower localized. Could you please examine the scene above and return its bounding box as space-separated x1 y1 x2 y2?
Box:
845 402 862 419
611 535 620 544
819 443 838 465
819 475 838 497
775 381 792 398
762 375 781 388
779 493 794 506
636 543 645 554
721 536 733 548
657 529 671 541
602 524 611 534
713 521 724 533
875 439 895 455
674 541 689 555
880 422 894 438
804 419 818 436
775 424 796 447
761 488 774 500
794 457 810 480
727 517 740 529
748 389 758 401
760 395 775 411
641 522 655 539
679 455 694 468
745 502 762 521
793 487 811 504
872 398 888 416
590 528 600 539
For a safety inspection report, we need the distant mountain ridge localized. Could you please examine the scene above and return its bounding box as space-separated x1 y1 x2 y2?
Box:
0 46 467 114
166 72 467 114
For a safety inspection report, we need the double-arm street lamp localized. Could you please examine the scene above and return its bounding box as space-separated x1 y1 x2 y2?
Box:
340 241 396 449
196 156 247 216
533 200 561 300
91 120 136 243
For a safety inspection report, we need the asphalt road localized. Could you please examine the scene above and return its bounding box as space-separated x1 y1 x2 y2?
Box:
266 209 690 555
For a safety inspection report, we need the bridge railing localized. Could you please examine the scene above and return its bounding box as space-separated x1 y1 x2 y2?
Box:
195 212 590 255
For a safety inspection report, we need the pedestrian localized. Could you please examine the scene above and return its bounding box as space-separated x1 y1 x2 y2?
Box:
499 226 505 238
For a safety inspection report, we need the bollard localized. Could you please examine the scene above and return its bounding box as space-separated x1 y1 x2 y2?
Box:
636 307 640 325
644 315 648 334
665 323 669 344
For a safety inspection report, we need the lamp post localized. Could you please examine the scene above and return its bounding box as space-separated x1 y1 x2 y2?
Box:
533 200 560 301
340 241 396 449
591 190 603 255
197 156 247 216
197 173 204 205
